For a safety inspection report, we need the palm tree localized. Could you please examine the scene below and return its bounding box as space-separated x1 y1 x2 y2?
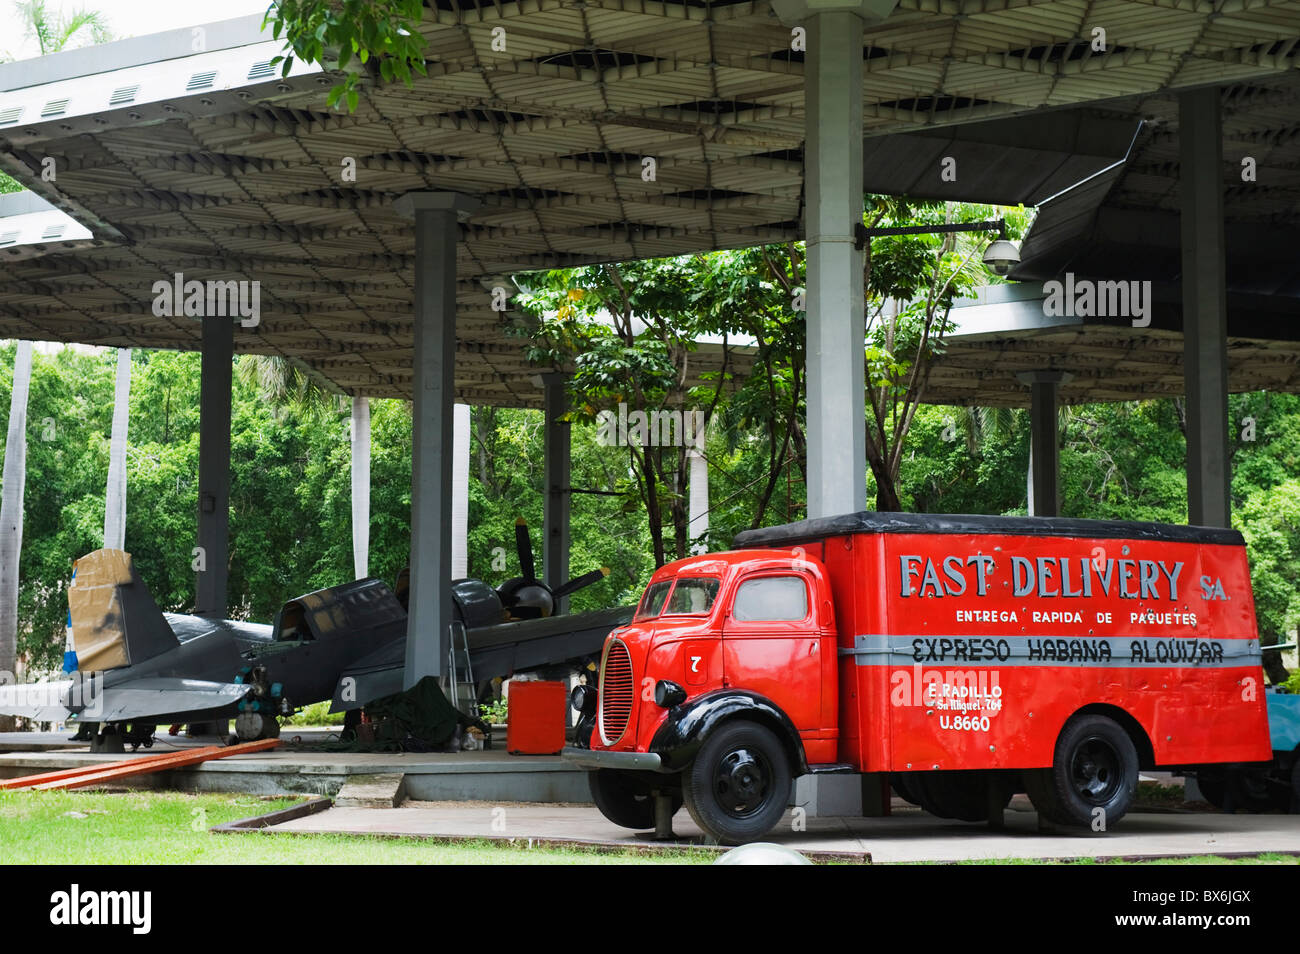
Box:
0 341 33 729
15 1 110 56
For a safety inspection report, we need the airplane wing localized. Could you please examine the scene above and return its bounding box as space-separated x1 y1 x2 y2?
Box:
0 679 80 722
71 677 251 724
329 606 634 712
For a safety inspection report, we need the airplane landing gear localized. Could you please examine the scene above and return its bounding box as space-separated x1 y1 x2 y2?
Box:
234 711 281 741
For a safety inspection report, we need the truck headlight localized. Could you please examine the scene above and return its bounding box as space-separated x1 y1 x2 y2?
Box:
571 683 598 716
654 680 687 708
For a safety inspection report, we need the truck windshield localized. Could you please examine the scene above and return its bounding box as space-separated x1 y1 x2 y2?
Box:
635 581 672 620
634 577 721 619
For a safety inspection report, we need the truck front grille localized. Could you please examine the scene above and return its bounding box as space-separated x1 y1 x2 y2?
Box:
599 638 634 745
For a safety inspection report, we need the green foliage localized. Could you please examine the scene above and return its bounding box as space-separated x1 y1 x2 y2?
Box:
281 700 345 726
14 0 111 56
479 697 508 724
861 199 1032 510
1237 477 1300 643
264 0 429 114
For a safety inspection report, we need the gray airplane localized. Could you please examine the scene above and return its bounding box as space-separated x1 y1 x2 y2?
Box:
0 527 627 751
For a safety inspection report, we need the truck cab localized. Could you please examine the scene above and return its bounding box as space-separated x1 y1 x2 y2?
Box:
565 549 835 841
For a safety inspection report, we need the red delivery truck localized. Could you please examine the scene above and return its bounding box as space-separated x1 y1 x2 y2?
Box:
562 512 1272 844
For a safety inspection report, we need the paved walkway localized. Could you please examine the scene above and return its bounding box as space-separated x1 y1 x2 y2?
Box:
267 798 1300 862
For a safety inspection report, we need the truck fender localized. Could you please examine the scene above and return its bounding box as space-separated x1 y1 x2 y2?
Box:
648 689 809 776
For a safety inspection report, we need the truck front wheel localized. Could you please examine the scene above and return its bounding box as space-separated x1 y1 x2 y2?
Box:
682 720 792 845
589 770 681 830
1025 714 1138 830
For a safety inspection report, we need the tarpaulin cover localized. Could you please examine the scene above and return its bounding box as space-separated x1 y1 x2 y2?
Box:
338 676 465 752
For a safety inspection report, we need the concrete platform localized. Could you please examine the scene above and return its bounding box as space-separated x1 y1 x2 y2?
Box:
0 733 589 802
0 731 88 751
263 798 1300 863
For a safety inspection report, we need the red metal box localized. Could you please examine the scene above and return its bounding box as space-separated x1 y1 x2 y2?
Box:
506 680 568 755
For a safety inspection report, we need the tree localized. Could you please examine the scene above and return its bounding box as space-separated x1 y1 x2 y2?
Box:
263 0 428 113
861 199 1030 511
14 1 110 56
516 259 728 566
694 245 807 530
103 348 130 550
350 395 369 579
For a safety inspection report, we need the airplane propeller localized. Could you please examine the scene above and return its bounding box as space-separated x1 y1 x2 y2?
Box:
498 518 609 619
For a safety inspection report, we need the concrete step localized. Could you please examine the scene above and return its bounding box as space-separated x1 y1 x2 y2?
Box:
335 773 408 808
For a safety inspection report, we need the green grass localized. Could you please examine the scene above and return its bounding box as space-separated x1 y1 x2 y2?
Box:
950 853 1299 865
3 790 1295 865
0 790 709 864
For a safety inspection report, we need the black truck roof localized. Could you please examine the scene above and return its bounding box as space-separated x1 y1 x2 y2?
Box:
731 512 1244 549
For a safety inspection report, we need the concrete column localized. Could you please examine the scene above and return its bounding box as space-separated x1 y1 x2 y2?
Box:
772 0 897 517
395 192 479 687
195 315 232 618
452 403 470 579
542 373 571 613
1017 371 1070 517
1179 87 1230 528
688 440 709 554
350 395 370 579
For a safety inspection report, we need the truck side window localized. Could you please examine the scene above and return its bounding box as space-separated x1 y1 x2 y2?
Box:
732 576 809 622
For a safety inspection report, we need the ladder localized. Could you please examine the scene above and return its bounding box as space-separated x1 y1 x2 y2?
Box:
446 619 479 720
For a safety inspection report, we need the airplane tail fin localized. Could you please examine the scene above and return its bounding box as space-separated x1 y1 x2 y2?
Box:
68 549 177 671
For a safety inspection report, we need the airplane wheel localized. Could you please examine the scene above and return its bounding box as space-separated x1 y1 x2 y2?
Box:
234 712 280 741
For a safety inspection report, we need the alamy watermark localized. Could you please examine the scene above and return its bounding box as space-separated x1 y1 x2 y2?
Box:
1042 272 1151 328
596 402 706 448
151 272 261 327
0 670 104 719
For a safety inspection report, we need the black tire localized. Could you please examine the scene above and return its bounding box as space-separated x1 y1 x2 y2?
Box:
891 772 922 806
1290 757 1300 814
1195 769 1282 813
1232 769 1284 812
1025 714 1139 829
913 770 1009 822
1195 773 1227 809
682 721 792 845
588 770 681 830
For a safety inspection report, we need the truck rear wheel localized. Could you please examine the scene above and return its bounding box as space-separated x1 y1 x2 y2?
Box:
682 721 792 845
1025 714 1138 829
589 770 681 830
